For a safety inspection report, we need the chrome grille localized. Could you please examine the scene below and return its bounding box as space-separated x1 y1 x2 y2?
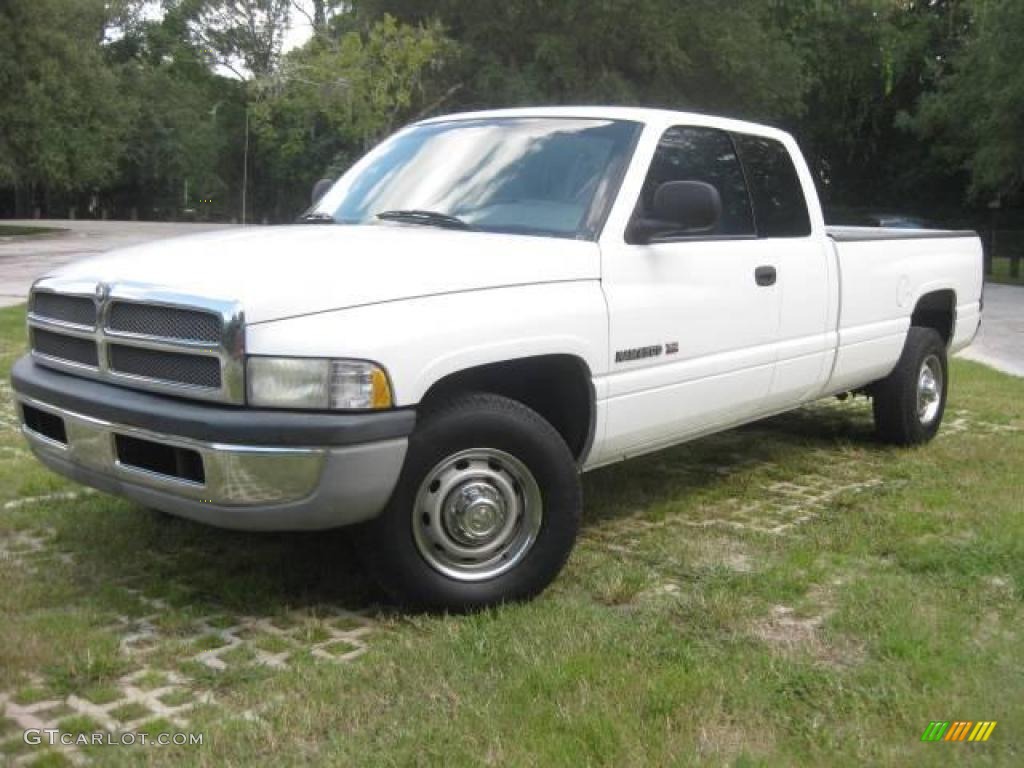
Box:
27 278 244 404
32 293 97 327
31 329 99 367
108 302 221 343
108 345 222 389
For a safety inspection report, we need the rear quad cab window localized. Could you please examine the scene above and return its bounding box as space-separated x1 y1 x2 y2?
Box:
731 133 813 238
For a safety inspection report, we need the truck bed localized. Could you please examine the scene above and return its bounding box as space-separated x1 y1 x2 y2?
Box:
822 227 984 395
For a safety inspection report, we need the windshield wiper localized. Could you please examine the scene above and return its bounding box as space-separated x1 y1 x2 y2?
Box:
376 209 473 230
298 212 337 224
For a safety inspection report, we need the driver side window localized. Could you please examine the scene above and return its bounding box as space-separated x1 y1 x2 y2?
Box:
628 126 755 243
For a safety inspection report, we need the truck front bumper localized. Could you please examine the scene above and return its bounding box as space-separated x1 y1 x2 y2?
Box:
10 357 413 531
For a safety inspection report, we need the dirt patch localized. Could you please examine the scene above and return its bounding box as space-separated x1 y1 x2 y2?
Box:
0 526 74 570
939 409 1022 437
753 605 826 651
695 718 775 763
689 537 756 573
636 581 683 602
750 581 864 669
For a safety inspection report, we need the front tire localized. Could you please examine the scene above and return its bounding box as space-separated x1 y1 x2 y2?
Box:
872 326 948 445
359 393 581 611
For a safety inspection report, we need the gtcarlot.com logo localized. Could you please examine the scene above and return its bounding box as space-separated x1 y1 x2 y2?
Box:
921 721 997 742
24 729 204 747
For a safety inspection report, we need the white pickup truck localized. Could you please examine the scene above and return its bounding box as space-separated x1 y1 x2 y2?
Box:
11 107 983 610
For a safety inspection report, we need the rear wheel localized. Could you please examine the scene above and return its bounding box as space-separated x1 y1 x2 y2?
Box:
872 326 948 445
359 393 581 611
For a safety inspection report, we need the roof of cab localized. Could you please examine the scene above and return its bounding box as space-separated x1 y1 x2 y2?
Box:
416 105 792 142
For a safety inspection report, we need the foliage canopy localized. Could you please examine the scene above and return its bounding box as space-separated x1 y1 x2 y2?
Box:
0 0 1021 221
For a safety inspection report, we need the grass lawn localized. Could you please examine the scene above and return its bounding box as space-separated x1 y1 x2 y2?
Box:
0 302 1021 766
988 257 1024 286
0 225 64 238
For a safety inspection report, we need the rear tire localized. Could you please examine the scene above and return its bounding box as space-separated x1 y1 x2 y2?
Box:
359 393 581 611
872 326 948 445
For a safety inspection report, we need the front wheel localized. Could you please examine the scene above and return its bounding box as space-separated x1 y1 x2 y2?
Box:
872 326 949 445
359 393 581 611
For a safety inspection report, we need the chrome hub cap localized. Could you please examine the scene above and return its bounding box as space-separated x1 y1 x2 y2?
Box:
917 354 943 426
413 449 543 581
446 482 508 545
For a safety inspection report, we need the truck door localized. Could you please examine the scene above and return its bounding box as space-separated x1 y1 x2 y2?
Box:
730 132 832 410
596 125 783 460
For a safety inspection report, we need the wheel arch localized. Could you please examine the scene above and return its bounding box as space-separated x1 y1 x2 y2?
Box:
911 288 957 346
417 354 597 466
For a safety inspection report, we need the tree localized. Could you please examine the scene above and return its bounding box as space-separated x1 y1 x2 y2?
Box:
0 0 1003 222
105 6 246 219
348 0 808 121
914 0 1024 201
289 0 346 33
770 0 972 212
249 14 452 218
0 0 134 213
174 0 293 79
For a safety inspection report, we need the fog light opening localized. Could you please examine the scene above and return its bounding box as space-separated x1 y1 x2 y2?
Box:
114 434 205 484
22 404 67 445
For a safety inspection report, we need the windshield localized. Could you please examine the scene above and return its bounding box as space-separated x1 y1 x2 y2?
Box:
312 117 641 240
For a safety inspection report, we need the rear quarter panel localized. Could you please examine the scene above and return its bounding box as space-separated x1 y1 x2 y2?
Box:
826 233 983 394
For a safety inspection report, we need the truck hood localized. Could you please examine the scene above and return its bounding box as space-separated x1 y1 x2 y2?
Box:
51 225 600 323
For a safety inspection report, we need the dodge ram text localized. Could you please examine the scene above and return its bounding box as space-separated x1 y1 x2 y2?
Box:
11 107 983 609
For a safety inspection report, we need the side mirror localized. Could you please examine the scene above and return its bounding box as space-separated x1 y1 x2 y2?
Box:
311 178 334 206
631 180 722 243
651 180 722 233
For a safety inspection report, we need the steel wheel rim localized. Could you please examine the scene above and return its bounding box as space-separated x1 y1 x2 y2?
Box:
412 448 543 581
917 354 943 426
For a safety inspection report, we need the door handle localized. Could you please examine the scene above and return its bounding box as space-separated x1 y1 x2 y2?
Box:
754 265 777 286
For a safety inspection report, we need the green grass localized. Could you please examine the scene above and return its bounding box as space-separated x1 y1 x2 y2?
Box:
0 224 64 238
0 302 1022 765
988 256 1024 285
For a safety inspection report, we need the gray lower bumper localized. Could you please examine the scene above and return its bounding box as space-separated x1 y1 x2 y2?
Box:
16 395 408 531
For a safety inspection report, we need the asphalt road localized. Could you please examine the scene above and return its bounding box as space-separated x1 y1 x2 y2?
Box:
957 282 1024 377
0 219 1021 377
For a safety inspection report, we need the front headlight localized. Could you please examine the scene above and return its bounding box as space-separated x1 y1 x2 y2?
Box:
247 357 393 410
